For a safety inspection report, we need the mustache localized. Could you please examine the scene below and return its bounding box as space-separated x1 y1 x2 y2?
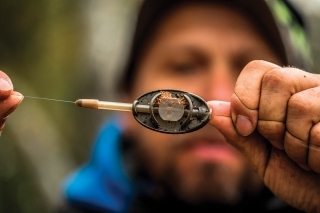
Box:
170 124 227 150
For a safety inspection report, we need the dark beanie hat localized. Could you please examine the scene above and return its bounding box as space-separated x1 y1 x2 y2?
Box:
120 0 311 92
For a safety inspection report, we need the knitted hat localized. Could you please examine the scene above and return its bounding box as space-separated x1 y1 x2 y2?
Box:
120 0 311 92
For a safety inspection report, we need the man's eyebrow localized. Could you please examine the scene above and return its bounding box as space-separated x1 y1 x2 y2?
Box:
231 45 264 58
161 45 207 58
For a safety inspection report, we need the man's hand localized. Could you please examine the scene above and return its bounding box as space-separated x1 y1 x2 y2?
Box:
208 60 320 212
0 71 23 134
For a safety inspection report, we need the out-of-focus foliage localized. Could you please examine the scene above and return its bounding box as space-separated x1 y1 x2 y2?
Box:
0 0 93 212
0 132 47 212
0 0 139 212
290 0 320 73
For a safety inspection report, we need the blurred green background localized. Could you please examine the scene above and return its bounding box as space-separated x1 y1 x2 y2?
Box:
0 0 319 212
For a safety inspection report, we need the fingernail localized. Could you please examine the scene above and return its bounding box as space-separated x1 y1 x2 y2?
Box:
235 115 253 136
0 79 12 91
12 91 24 102
3 94 24 117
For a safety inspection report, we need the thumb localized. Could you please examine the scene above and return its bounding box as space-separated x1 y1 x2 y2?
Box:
207 100 270 177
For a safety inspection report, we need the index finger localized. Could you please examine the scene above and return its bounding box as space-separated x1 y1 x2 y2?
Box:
231 60 279 136
232 60 320 135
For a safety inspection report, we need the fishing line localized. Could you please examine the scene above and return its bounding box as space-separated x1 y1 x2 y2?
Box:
14 95 320 152
23 96 75 104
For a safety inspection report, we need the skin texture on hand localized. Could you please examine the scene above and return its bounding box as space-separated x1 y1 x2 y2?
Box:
0 71 23 134
208 60 320 213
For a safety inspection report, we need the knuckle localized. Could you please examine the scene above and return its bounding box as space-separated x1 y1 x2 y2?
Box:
244 60 264 69
242 60 265 74
288 93 310 115
261 68 285 89
243 60 280 73
244 60 270 69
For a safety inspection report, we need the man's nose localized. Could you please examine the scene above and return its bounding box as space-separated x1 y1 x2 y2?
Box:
202 65 235 102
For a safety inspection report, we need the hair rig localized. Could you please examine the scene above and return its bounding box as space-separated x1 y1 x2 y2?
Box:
76 89 212 134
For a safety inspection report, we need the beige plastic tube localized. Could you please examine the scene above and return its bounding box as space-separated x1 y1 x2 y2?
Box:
75 99 149 113
75 99 132 111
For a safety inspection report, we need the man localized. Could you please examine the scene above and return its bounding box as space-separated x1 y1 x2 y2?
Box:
1 0 319 212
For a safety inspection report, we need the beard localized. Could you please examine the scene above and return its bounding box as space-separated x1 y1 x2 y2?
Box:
160 156 258 205
123 124 263 206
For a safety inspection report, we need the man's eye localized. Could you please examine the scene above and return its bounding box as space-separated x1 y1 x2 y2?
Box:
172 63 198 73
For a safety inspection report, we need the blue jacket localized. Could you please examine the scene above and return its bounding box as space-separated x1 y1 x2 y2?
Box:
63 116 136 212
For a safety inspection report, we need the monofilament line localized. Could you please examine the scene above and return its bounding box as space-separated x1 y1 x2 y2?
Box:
23 96 75 104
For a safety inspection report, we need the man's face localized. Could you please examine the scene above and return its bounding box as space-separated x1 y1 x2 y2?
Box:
121 3 281 204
